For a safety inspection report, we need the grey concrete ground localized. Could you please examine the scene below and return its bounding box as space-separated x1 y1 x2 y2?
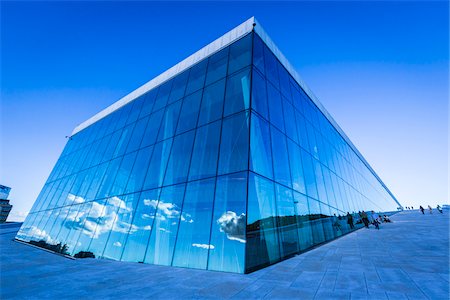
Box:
1 209 448 299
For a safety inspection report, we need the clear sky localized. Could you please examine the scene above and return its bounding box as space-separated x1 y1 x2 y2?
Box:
1 1 448 221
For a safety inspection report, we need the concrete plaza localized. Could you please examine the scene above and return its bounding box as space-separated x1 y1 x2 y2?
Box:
1 209 448 299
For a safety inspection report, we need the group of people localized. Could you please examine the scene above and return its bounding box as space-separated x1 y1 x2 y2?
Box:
419 205 443 214
343 210 391 230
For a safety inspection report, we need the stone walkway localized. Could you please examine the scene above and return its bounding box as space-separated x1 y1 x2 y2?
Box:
1 209 448 299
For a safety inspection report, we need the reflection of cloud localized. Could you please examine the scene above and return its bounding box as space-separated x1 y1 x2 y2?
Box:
67 193 85 204
27 226 56 244
192 243 215 250
113 242 122 247
217 211 246 243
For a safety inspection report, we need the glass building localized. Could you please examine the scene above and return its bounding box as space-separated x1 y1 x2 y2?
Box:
16 17 401 273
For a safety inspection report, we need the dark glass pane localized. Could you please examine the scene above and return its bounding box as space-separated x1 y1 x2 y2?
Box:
189 121 221 180
142 138 173 190
113 104 133 132
157 100 182 142
176 90 202 134
125 146 153 194
185 59 208 95
208 172 246 273
249 113 273 179
275 184 299 257
267 82 285 133
295 111 310 151
125 116 149 153
218 112 249 175
172 178 215 269
140 109 164 148
144 183 185 266
253 33 265 75
246 173 280 271
278 64 292 99
264 46 279 88
205 47 229 85
121 189 160 262
251 69 269 120
198 78 226 126
270 127 292 188
228 34 252 75
163 130 195 186
168 70 189 103
223 67 251 117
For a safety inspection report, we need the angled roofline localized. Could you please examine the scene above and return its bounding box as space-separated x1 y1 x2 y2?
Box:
71 16 401 208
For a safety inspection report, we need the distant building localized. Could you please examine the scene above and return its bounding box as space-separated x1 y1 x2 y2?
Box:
16 17 401 273
0 185 13 223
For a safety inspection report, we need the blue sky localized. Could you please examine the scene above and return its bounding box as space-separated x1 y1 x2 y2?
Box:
1 1 448 221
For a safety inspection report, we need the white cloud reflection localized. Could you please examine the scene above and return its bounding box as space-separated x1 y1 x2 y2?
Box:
217 211 246 243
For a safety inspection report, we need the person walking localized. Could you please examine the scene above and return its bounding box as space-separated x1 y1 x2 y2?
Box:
428 205 432 214
347 212 355 229
361 211 369 228
419 206 425 214
437 205 443 213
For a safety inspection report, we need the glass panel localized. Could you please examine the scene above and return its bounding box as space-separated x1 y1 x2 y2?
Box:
101 131 121 163
113 104 133 132
283 99 298 143
249 113 273 179
139 89 158 118
253 33 265 75
102 193 140 260
163 130 195 186
126 96 145 125
218 112 249 175
293 192 313 250
188 121 221 181
109 152 137 196
113 123 135 158
264 45 279 88
287 140 306 195
270 127 292 188
267 82 285 133
223 67 250 117
85 162 109 200
152 80 173 112
121 189 160 262
251 69 269 120
168 70 189 103
142 138 173 190
228 34 252 75
157 100 182 142
308 198 325 244
144 183 185 266
172 178 215 269
125 146 153 194
278 64 292 99
125 116 149 153
96 157 123 199
140 109 164 148
185 59 208 95
275 184 299 257
246 173 280 271
301 149 319 200
176 90 202 134
205 47 229 85
198 78 226 126
208 172 246 273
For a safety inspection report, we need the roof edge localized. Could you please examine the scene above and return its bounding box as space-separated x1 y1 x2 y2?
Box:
71 16 256 135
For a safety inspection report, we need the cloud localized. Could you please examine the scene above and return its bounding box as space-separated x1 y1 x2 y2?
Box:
192 243 215 250
217 211 246 243
113 242 122 247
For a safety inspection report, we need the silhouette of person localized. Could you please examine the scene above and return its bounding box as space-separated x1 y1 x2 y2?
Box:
428 205 432 214
419 206 425 214
437 205 443 213
347 212 355 229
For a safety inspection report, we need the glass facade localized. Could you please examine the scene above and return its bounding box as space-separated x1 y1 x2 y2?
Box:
16 29 400 274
